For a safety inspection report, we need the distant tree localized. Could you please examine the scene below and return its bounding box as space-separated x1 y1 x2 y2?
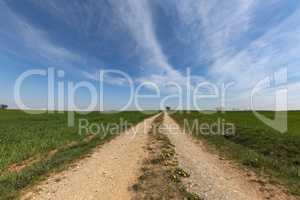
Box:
0 104 8 110
166 106 171 111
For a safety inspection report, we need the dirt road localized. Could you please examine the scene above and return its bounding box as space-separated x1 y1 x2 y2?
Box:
21 115 156 200
21 113 298 200
163 113 298 200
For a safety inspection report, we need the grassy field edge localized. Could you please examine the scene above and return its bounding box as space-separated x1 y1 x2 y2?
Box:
0 112 155 200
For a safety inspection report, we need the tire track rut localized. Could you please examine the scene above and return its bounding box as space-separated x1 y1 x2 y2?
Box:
21 115 157 200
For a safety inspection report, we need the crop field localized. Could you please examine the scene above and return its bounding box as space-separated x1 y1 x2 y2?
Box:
0 110 153 199
171 111 300 195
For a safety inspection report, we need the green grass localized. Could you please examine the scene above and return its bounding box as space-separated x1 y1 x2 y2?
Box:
0 110 154 199
171 111 300 196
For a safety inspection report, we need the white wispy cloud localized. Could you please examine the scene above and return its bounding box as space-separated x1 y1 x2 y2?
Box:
19 24 81 65
82 70 131 86
109 0 188 88
170 0 300 109
30 0 108 37
212 6 300 82
154 0 260 92
168 0 256 60
0 1 81 69
30 0 189 88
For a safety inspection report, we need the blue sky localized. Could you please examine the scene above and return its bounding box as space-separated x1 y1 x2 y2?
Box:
1 0 300 110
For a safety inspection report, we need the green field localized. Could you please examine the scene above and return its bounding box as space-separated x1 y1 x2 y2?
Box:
0 110 153 199
171 111 300 195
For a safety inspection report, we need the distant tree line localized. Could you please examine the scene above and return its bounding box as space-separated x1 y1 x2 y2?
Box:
0 104 8 110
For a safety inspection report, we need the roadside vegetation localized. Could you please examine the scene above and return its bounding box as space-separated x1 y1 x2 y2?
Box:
171 111 300 196
0 110 153 200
